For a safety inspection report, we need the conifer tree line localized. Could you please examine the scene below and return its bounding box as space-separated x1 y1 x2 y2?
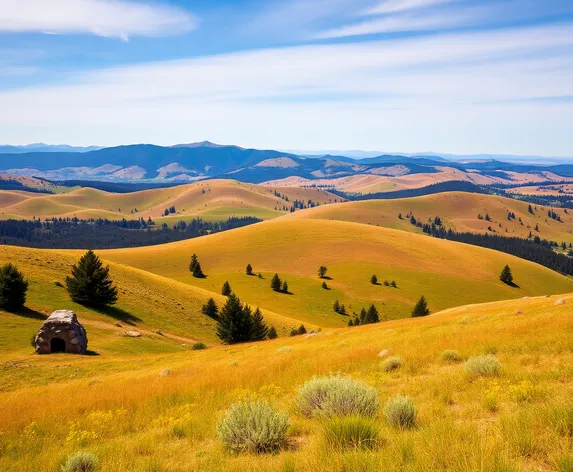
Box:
348 304 380 327
271 274 289 293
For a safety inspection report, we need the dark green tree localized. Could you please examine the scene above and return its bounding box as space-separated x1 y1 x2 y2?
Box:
66 250 118 307
250 307 269 341
0 263 28 311
271 273 282 292
246 264 253 276
189 253 199 273
192 261 205 278
282 280 289 293
267 326 278 339
391 281 397 288
412 296 430 317
333 300 340 313
321 281 328 290
365 304 380 324
201 297 219 319
289 328 298 337
339 304 346 315
384 280 390 286
348 319 354 327
359 307 367 324
297 324 307 335
500 265 514 285
371 274 378 285
216 293 253 344
221 281 232 296
318 266 328 278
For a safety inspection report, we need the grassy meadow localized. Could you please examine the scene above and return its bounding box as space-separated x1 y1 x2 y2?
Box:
0 294 571 471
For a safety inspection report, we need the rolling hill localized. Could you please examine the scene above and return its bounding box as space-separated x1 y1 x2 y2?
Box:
0 180 342 222
1 291 571 470
97 217 573 326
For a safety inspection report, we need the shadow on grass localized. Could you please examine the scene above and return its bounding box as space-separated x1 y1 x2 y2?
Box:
320 276 333 280
85 350 100 356
504 282 520 288
10 307 47 320
94 306 141 324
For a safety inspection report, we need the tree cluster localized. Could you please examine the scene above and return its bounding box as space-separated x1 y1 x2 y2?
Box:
216 294 275 344
348 305 380 327
271 274 289 293
189 254 205 278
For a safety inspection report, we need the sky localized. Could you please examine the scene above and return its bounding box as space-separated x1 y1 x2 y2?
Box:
0 0 572 156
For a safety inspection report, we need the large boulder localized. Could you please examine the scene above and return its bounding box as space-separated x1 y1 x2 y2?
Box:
34 310 88 355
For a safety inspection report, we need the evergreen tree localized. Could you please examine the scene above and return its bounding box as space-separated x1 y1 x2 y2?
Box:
267 326 278 339
282 280 289 293
333 299 340 313
391 281 397 288
250 307 269 341
411 296 430 317
528 204 534 214
348 319 354 327
365 304 380 324
66 250 118 307
318 266 328 278
271 273 282 292
192 261 205 278
0 263 28 311
297 324 307 335
384 280 390 286
339 304 346 315
246 264 253 276
500 265 514 285
371 274 378 285
216 294 253 344
189 253 199 272
289 328 298 337
321 281 328 290
201 297 219 319
359 307 367 324
258 273 263 279
221 281 232 296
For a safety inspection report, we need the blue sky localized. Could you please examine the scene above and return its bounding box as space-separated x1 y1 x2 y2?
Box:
1 0 572 156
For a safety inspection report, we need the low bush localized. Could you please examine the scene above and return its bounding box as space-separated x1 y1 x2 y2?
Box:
217 398 289 454
61 451 99 472
191 342 207 350
441 350 462 363
295 374 379 419
465 355 501 377
383 395 417 429
381 356 402 372
323 416 380 450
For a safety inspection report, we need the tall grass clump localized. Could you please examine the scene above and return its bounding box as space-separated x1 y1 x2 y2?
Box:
383 395 417 429
323 416 380 450
381 356 402 372
61 451 99 472
296 375 379 419
217 398 289 454
464 354 501 377
191 342 207 350
441 350 462 363
548 406 573 437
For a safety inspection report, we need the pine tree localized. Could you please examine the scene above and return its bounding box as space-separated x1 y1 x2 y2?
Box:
66 250 118 307
321 281 328 290
297 324 307 335
267 326 278 339
411 296 430 317
189 253 199 273
201 297 219 319
0 263 28 311
318 266 328 278
333 300 340 313
192 261 205 278
365 304 380 324
500 265 514 285
250 308 269 341
339 304 346 315
371 274 378 285
391 281 397 288
246 264 253 276
384 280 390 286
216 294 253 344
359 307 367 324
528 204 534 214
271 273 282 292
289 328 298 337
348 319 354 327
221 281 232 296
282 281 289 293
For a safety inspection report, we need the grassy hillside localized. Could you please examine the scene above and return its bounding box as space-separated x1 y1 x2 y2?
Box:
0 245 304 352
1 293 571 471
97 217 573 326
0 179 340 222
291 192 573 244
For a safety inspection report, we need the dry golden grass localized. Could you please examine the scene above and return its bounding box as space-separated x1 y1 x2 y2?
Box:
0 179 340 222
0 293 571 471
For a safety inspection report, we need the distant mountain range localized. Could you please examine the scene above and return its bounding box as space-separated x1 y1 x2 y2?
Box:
1 141 573 186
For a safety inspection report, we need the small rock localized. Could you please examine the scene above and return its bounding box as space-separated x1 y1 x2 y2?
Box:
554 298 566 306
124 330 142 338
514 311 524 316
159 369 171 377
378 349 390 358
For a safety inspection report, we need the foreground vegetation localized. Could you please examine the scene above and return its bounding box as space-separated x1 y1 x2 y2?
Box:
0 293 571 471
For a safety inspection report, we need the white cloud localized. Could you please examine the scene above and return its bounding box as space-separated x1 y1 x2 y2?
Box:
362 0 457 16
0 23 572 155
0 0 197 40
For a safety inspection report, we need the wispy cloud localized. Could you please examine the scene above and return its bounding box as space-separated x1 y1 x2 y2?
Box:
362 0 457 16
0 0 197 40
0 22 572 154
